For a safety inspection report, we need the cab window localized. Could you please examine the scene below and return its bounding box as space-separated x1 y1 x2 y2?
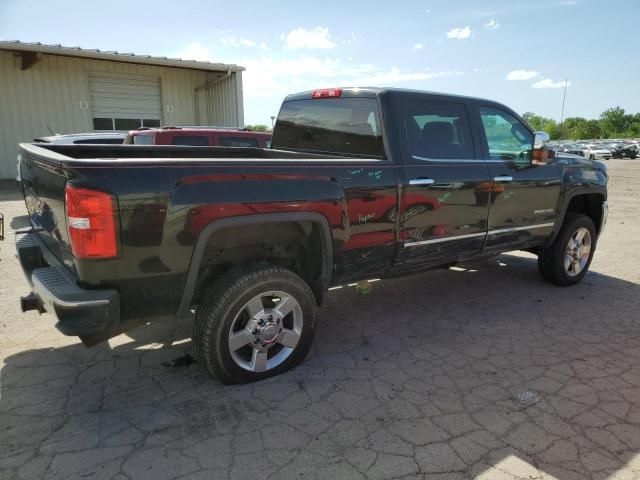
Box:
271 98 384 158
402 100 475 161
480 107 533 165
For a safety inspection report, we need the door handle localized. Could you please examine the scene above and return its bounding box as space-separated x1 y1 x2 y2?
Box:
493 176 513 182
409 178 435 186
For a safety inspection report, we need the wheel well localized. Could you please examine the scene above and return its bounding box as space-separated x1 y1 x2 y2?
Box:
565 194 604 233
192 220 327 306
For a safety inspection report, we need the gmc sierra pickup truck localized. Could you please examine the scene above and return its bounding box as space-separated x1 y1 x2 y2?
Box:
15 87 608 384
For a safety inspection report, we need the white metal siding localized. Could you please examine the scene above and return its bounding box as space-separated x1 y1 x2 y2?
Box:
89 73 161 120
0 50 244 179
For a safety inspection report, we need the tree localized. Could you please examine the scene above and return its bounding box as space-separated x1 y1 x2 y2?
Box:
244 124 270 132
599 107 628 136
573 120 601 140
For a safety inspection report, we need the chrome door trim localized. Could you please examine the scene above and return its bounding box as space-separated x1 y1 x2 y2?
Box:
493 175 513 182
409 178 435 185
402 222 555 248
411 155 504 164
404 231 487 247
487 222 554 236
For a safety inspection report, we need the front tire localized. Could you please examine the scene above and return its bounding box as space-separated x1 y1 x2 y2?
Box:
537 213 597 286
193 264 317 384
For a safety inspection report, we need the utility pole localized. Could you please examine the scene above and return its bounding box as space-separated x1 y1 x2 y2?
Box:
560 78 568 125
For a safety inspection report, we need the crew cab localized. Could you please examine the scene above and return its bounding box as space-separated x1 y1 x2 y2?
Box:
14 87 608 384
125 126 272 148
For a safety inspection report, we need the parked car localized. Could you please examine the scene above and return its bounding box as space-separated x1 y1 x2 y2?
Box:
611 144 638 159
13 87 608 384
125 126 272 148
16 132 126 185
583 144 612 160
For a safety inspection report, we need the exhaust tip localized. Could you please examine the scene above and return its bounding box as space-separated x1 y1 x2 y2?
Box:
21 293 44 313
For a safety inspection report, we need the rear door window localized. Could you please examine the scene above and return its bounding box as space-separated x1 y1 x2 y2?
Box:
401 100 475 161
170 135 209 146
219 136 260 148
271 98 384 158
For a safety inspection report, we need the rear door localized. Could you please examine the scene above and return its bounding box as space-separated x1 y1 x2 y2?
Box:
474 105 562 251
395 95 491 267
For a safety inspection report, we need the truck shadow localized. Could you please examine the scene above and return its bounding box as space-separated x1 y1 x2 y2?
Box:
2 254 640 479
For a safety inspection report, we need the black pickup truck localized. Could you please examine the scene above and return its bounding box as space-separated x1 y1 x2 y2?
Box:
15 87 608 383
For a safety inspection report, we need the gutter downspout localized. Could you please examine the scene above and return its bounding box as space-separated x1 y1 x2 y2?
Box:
193 69 233 126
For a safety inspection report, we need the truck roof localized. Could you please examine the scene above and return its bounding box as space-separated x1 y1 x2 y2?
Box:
284 87 503 105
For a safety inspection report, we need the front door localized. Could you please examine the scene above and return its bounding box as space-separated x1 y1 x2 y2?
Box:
475 105 562 251
394 96 492 267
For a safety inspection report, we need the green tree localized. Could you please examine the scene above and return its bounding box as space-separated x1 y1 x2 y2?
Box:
574 120 601 139
244 124 270 132
600 107 628 136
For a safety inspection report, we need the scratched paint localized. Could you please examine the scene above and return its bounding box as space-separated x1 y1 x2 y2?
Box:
358 213 375 223
438 191 452 203
368 170 382 180
349 168 364 176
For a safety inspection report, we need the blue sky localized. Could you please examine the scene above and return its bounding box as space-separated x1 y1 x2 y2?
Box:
1 0 638 126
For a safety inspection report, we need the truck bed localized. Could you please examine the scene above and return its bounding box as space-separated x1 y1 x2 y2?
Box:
24 143 348 162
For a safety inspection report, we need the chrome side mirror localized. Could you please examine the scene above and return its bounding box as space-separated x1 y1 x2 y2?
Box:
533 131 550 150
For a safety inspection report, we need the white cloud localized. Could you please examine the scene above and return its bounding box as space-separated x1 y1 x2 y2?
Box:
352 68 462 85
341 32 357 45
446 26 472 39
425 9 431 13
179 42 214 62
532 78 571 89
413 43 424 50
283 27 336 50
175 41 464 125
485 18 499 29
560 0 577 5
506 69 539 80
221 37 268 50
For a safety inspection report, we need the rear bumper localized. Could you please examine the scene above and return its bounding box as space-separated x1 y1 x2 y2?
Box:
16 230 120 339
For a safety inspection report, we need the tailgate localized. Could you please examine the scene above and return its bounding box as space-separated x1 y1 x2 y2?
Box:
18 144 74 270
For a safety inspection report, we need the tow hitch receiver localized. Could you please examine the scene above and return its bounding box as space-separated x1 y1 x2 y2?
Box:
21 293 45 314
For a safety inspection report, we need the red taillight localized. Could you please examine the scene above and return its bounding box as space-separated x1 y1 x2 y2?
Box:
311 88 342 99
65 184 117 259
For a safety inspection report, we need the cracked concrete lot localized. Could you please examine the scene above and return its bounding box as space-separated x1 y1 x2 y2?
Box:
1 160 640 480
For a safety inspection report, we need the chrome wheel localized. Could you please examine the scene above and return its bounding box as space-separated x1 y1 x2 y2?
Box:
228 291 303 372
564 227 592 277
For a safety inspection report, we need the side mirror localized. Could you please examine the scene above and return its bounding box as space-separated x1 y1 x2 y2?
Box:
532 131 554 165
533 131 550 150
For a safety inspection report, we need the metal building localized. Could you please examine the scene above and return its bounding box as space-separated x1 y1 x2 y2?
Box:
0 41 245 179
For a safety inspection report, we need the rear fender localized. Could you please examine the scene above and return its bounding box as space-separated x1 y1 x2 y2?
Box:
176 212 333 317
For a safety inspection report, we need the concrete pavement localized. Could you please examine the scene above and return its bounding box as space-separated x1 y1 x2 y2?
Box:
1 160 639 479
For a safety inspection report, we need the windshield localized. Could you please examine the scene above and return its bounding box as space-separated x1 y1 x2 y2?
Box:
271 98 384 158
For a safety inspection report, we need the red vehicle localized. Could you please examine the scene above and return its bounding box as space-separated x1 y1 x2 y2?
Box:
125 127 272 148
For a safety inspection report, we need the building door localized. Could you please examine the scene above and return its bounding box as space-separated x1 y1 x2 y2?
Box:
89 73 162 131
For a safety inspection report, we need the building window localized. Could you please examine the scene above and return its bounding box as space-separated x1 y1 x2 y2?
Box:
93 118 114 130
93 118 161 131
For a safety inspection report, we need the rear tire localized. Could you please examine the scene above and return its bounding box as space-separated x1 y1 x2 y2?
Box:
193 263 317 384
537 213 596 286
